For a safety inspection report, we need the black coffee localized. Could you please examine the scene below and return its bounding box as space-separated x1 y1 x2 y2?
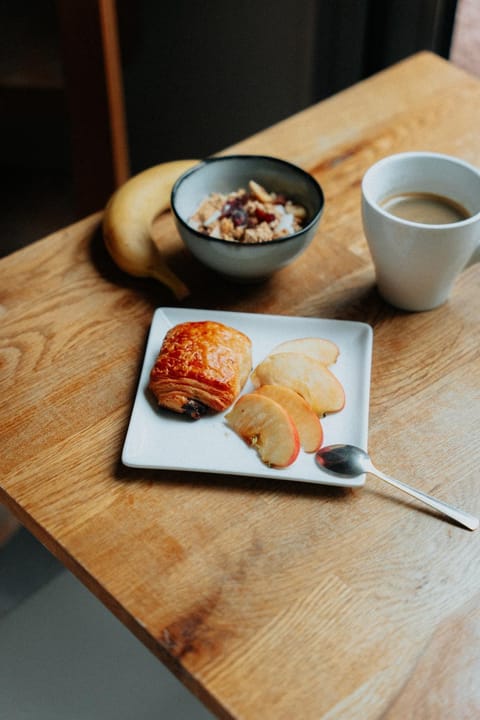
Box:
380 191 470 224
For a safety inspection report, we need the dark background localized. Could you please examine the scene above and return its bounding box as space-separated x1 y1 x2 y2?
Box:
119 0 457 169
0 0 459 255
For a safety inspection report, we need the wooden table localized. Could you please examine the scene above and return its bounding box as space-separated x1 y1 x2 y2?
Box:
1 52 480 719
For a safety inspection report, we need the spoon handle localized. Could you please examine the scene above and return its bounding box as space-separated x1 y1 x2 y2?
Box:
368 464 479 531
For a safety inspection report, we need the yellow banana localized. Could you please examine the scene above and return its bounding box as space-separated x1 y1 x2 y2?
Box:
103 159 199 299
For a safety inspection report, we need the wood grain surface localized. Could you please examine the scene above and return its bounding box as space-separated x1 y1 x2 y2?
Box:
1 52 479 719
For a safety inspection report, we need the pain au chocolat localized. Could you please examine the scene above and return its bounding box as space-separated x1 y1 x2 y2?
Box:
149 321 252 419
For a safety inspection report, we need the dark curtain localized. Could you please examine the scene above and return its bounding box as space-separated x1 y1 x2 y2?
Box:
0 0 460 239
118 0 459 173
313 0 459 100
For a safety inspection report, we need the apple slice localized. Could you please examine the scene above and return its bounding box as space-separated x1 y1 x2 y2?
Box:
251 352 345 416
269 337 339 365
225 393 300 467
254 385 323 452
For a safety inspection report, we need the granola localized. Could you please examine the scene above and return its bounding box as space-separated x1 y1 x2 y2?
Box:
188 180 307 243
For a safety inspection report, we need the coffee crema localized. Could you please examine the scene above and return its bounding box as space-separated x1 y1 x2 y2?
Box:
380 191 470 225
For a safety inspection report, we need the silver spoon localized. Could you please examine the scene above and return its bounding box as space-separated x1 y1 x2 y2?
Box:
316 444 479 531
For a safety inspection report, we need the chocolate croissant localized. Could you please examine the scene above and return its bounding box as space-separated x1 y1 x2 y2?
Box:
149 321 252 419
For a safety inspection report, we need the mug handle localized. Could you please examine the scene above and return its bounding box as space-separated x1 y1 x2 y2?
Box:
465 242 480 269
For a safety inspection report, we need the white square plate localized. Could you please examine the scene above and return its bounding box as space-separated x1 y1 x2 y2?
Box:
122 308 373 487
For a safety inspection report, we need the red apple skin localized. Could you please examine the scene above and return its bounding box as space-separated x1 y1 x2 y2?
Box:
225 393 300 468
254 384 323 453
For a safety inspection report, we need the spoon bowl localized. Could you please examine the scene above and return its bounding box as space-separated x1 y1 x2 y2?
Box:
316 444 479 531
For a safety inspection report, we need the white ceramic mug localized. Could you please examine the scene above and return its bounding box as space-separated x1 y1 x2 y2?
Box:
361 152 480 311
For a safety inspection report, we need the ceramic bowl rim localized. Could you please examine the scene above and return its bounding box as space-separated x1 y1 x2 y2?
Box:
170 154 325 248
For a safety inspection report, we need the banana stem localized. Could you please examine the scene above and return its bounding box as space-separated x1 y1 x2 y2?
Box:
150 263 190 300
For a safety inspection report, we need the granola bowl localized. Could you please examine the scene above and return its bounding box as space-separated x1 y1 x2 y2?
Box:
171 155 324 281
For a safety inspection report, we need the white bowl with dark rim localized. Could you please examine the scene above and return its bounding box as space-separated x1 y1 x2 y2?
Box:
171 155 325 281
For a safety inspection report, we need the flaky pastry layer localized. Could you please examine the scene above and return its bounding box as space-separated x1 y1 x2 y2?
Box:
149 321 252 418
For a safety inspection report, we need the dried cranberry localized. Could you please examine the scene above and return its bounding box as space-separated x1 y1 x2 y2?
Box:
273 193 287 205
231 208 248 226
255 208 276 223
220 196 244 219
